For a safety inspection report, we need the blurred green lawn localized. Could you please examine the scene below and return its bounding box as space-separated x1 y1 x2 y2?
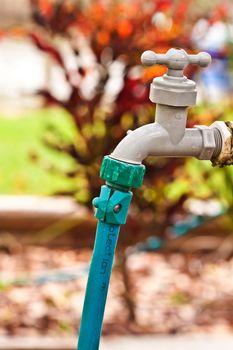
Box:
0 108 77 195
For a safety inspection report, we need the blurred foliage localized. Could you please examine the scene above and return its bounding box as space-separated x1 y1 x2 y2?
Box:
3 0 232 238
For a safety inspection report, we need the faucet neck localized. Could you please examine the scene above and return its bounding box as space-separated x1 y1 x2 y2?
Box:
155 104 188 144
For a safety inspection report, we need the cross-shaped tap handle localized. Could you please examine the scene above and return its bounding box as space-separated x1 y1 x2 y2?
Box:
141 48 211 76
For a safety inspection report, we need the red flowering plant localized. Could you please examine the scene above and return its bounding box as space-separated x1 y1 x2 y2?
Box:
27 0 202 244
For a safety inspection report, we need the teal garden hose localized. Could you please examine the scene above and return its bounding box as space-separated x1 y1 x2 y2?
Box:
77 157 145 350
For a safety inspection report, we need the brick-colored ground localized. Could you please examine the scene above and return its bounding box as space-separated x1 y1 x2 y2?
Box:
0 247 233 337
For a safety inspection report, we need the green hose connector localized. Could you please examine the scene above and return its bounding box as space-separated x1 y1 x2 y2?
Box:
92 185 132 225
77 157 145 350
100 156 145 189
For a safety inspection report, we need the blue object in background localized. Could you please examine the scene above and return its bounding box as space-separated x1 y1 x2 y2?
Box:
201 58 231 100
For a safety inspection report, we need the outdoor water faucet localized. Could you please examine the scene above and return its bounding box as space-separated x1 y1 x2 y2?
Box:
77 48 233 350
110 48 233 167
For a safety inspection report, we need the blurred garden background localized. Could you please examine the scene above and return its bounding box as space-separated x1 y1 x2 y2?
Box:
0 0 233 348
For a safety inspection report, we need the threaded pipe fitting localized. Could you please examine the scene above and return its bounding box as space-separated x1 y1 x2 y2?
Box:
212 128 222 158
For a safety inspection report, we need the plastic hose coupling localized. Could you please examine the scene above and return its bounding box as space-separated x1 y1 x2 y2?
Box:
92 156 145 225
92 186 132 225
100 156 145 189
